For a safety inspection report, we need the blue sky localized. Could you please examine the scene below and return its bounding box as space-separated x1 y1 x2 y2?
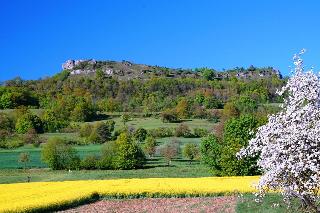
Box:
1 0 320 81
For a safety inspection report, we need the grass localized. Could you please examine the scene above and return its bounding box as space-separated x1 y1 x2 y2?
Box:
87 117 217 131
0 156 212 184
236 194 305 213
0 144 101 169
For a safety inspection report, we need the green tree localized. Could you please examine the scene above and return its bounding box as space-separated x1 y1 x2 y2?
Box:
89 121 115 144
220 115 261 176
121 114 130 126
41 138 80 170
134 128 147 143
200 134 222 175
97 141 118 169
42 109 69 132
233 96 258 114
183 143 199 164
160 139 180 166
198 68 216 81
176 98 189 119
0 112 13 131
15 113 43 134
143 136 157 158
114 133 146 169
175 124 192 137
161 109 179 123
18 152 30 171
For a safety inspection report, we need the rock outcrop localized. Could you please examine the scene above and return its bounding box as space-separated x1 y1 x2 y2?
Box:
61 59 282 80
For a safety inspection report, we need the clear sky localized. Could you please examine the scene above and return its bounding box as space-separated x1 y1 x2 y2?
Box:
1 0 320 81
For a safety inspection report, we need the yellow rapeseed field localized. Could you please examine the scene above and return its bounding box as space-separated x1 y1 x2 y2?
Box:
0 176 259 212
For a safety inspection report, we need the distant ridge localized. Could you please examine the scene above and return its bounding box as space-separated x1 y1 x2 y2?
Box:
61 59 282 80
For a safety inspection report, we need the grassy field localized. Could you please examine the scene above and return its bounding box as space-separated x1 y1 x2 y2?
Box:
237 194 304 213
0 144 101 169
89 117 217 131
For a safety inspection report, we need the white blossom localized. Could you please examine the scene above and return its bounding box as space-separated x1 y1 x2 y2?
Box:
237 50 320 211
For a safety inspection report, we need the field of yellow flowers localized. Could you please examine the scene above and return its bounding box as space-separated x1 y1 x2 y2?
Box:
0 176 259 212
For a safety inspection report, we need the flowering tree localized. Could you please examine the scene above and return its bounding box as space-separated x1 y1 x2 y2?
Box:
237 50 320 212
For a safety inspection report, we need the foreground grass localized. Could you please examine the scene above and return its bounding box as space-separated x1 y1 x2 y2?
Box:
0 176 259 212
237 194 304 213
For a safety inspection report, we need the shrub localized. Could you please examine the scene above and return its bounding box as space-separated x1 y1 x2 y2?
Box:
222 102 239 118
79 123 92 138
203 97 223 109
183 143 199 164
114 133 146 169
148 127 174 138
42 110 69 132
200 134 222 175
121 114 130 125
161 109 179 123
89 121 115 144
192 106 208 119
15 113 43 134
41 137 80 170
220 115 261 176
233 96 258 114
97 141 118 170
193 128 209 138
133 128 147 142
22 129 39 145
175 124 192 137
80 155 99 170
143 136 157 158
2 136 24 149
18 152 30 170
160 139 180 166
0 112 13 131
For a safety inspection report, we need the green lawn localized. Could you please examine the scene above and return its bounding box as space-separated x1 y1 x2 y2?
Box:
0 144 101 169
0 157 211 184
236 194 304 213
87 117 217 131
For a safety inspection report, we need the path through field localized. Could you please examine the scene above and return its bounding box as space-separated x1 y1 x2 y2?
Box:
61 197 237 213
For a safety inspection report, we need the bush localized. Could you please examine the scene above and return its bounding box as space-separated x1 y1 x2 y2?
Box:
41 137 80 170
15 113 43 134
97 141 118 170
114 133 146 169
193 128 209 138
0 112 13 131
160 139 180 166
192 106 208 119
89 121 115 144
133 128 147 142
1 136 24 149
148 127 174 138
220 115 261 176
42 110 69 132
183 143 199 164
200 134 222 175
22 129 39 145
175 124 192 137
79 123 92 138
203 97 223 109
143 136 157 158
233 96 258 114
161 109 179 123
80 155 99 170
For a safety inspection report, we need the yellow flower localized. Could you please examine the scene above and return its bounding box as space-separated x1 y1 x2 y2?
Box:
0 176 259 212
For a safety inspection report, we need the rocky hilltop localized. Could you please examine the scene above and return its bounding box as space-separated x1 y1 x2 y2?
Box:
62 59 282 80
